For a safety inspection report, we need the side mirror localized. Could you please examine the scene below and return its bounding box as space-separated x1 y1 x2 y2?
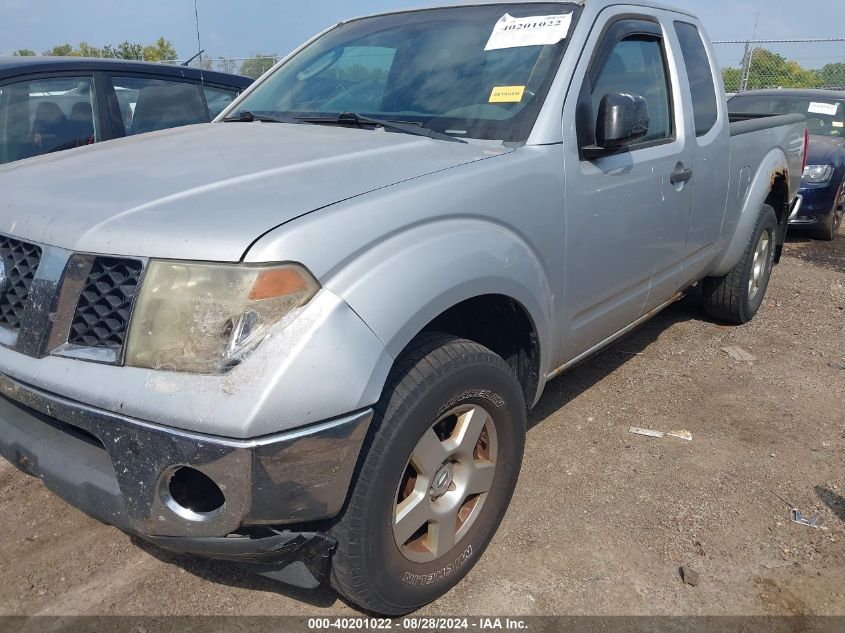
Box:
584 92 650 158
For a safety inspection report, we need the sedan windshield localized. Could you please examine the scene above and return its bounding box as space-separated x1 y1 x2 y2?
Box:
729 94 845 138
226 3 581 142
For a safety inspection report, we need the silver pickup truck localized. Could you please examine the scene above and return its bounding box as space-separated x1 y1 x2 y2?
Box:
0 0 806 615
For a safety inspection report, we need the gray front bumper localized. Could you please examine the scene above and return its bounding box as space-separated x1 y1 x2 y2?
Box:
0 373 371 538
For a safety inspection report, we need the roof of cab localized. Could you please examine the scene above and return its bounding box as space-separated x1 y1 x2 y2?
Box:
0 56 252 88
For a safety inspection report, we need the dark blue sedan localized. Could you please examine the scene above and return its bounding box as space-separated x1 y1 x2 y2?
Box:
0 57 252 166
729 89 844 240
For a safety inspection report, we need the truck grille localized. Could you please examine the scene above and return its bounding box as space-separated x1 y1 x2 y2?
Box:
0 236 42 331
68 257 144 349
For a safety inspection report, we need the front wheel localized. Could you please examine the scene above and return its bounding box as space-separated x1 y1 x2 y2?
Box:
701 204 778 324
329 334 526 615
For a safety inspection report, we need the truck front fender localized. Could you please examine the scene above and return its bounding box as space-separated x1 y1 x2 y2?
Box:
244 146 565 409
324 218 556 399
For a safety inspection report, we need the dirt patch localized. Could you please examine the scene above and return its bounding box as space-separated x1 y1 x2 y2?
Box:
0 229 843 617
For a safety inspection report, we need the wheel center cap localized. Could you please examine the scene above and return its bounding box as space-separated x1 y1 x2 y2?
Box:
430 463 453 498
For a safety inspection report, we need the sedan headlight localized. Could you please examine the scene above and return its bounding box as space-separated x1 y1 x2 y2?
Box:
803 164 834 184
125 261 319 374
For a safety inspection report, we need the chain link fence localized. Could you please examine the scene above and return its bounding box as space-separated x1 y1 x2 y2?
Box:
712 39 845 93
173 56 281 78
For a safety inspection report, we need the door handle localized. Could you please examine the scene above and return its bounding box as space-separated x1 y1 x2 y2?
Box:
670 166 694 185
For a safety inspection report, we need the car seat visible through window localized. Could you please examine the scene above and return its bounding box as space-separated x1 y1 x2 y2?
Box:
31 101 74 156
130 83 206 135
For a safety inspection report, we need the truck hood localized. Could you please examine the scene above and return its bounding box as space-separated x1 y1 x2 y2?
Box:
0 122 506 261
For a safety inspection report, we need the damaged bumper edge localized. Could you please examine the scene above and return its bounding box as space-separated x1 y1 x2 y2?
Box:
0 372 372 587
145 530 338 588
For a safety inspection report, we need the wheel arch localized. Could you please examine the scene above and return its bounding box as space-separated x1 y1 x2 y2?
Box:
420 294 541 406
765 168 790 262
709 148 791 277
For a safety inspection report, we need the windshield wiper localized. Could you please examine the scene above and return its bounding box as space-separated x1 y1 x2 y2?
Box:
222 111 301 124
299 112 467 144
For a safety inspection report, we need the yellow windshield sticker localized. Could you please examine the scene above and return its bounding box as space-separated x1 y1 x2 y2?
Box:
489 85 526 103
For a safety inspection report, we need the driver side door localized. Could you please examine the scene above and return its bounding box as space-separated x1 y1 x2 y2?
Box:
560 11 693 360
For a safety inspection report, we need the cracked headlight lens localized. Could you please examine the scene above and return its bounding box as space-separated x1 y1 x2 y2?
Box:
125 261 319 374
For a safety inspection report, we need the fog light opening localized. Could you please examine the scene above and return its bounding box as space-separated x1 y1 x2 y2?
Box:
167 467 225 515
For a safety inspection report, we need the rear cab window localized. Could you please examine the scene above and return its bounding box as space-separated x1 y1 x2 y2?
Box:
0 75 98 165
674 21 718 137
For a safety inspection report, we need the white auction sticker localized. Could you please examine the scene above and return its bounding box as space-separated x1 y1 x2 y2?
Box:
808 101 839 116
484 13 573 51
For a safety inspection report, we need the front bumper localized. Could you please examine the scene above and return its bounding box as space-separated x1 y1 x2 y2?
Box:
790 181 840 227
0 373 372 585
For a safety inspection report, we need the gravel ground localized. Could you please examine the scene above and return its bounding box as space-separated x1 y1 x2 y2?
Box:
0 229 843 618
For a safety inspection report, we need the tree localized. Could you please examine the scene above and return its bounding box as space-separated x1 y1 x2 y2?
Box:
780 60 820 89
13 49 36 57
142 37 177 62
41 42 99 58
240 54 278 79
102 41 144 61
818 63 845 89
722 67 741 93
44 43 75 57
77 41 102 58
38 38 173 61
745 49 790 90
721 47 829 92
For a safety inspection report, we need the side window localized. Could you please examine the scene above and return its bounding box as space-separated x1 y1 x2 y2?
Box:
111 76 205 136
203 86 240 119
0 75 97 165
590 36 673 144
674 22 718 136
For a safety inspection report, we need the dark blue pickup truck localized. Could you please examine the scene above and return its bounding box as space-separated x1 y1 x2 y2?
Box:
0 57 252 165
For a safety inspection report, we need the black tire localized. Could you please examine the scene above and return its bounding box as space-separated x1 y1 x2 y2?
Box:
702 204 778 324
329 334 526 615
811 184 843 241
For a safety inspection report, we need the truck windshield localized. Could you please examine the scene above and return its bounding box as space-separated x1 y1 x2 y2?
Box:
729 95 845 138
226 3 581 143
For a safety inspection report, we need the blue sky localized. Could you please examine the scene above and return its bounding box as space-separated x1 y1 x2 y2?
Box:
1 0 843 68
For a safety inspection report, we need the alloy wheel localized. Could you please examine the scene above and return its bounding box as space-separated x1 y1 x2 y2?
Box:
748 228 772 301
393 404 498 564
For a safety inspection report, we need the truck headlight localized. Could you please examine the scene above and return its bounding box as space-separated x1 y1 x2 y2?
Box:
125 261 319 374
802 164 834 184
